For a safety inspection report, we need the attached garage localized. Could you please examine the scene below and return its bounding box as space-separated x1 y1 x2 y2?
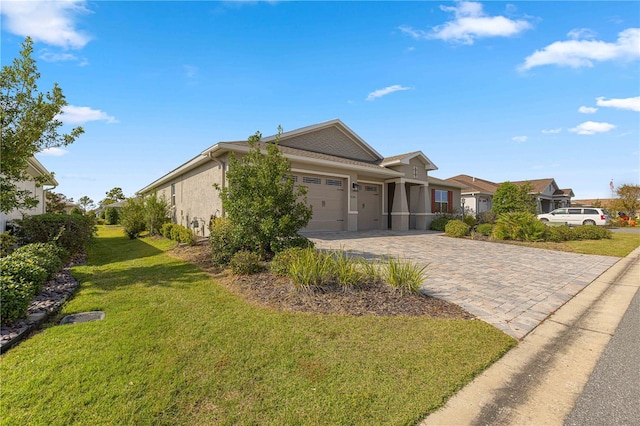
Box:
357 184 382 230
298 173 346 232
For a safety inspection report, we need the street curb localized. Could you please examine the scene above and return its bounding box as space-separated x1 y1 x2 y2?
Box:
421 246 640 426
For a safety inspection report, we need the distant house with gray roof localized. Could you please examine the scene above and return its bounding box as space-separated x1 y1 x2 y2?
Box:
446 175 574 215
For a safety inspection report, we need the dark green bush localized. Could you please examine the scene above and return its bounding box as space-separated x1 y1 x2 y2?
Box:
270 247 306 276
13 214 95 255
429 216 451 231
445 220 470 238
229 250 263 275
1 256 48 295
270 234 314 254
1 232 18 257
572 225 612 240
476 223 493 236
463 215 477 228
105 207 119 225
0 275 34 325
12 242 67 279
209 217 243 266
544 225 574 242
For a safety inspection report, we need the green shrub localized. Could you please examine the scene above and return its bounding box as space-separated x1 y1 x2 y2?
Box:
544 225 574 242
178 227 196 245
229 251 263 275
1 232 18 257
463 215 477 228
429 216 451 231
445 220 470 238
270 234 314 254
1 256 48 295
382 256 427 294
143 192 170 236
12 242 67 279
161 222 175 239
105 207 119 225
329 251 365 290
13 214 95 255
69 206 83 216
119 198 146 239
477 211 497 224
270 247 306 276
572 225 612 240
476 223 493 236
492 212 545 242
209 217 242 266
0 275 34 325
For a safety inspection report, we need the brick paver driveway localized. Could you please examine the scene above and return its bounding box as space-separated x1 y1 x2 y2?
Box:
305 230 619 339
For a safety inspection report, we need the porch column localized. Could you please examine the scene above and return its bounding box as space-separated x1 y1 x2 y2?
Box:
391 181 409 231
415 185 429 230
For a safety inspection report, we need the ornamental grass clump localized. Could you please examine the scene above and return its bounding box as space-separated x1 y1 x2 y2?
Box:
382 256 428 294
287 248 332 292
329 250 365 290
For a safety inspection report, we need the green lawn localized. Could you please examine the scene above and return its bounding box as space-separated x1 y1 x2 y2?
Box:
500 232 640 257
1 227 515 425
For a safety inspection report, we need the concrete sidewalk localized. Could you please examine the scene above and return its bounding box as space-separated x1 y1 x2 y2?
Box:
420 246 640 426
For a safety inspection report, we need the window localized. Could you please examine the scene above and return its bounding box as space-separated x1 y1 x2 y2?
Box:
568 208 582 215
303 176 321 184
435 189 449 213
584 209 598 215
171 183 176 206
326 179 342 186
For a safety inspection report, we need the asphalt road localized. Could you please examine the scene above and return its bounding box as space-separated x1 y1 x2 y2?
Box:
564 284 640 425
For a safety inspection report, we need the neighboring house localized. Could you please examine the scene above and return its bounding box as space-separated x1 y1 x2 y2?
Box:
138 119 459 236
446 175 574 215
0 157 58 232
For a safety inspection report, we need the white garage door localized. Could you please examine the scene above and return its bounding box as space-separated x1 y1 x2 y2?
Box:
357 184 381 231
299 174 346 231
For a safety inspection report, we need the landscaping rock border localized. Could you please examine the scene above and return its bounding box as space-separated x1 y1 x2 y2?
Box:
0 254 85 353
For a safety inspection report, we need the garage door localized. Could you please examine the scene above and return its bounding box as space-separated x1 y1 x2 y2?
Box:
357 184 381 230
299 174 345 231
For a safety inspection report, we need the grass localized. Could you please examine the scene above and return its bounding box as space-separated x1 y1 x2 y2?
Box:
498 232 640 257
1 227 516 425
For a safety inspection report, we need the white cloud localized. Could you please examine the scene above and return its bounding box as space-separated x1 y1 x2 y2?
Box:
512 136 528 143
1 0 91 49
567 28 597 40
38 49 89 66
366 85 412 101
569 121 616 135
596 96 640 112
38 147 69 157
578 106 598 114
542 128 562 134
400 1 532 45
57 105 118 124
520 28 640 70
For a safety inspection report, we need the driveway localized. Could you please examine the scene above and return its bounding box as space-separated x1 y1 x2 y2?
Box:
305 230 619 339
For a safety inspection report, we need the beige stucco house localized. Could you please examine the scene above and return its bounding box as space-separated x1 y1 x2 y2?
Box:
0 157 58 232
138 119 463 236
446 174 574 215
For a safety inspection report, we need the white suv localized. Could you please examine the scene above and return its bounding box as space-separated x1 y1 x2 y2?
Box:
537 208 610 226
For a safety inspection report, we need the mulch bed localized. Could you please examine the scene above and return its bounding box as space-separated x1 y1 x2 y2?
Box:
168 243 474 320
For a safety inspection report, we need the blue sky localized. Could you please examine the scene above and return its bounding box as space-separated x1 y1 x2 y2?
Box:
2 1 639 207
